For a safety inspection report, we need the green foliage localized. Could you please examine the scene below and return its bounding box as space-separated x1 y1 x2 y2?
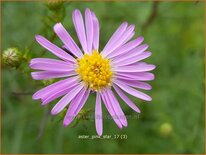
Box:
1 1 205 154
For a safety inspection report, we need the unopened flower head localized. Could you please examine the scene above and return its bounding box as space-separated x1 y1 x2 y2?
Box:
45 0 65 10
2 48 21 68
30 8 155 136
160 122 173 137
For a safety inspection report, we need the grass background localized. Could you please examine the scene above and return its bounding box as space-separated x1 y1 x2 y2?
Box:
1 1 205 154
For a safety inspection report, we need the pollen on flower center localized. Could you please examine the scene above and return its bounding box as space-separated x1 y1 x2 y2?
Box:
76 50 113 91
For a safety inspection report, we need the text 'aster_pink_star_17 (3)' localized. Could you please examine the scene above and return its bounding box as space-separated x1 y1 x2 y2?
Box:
30 8 156 136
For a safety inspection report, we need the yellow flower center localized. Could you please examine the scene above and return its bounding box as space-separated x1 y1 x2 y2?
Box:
76 50 113 91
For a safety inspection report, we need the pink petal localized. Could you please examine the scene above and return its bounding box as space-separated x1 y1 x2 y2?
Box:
122 31 135 45
115 72 155 81
30 58 73 65
63 88 86 125
103 25 135 57
113 84 141 113
72 9 88 53
106 89 127 127
30 58 75 71
107 36 144 59
35 35 76 62
85 8 93 53
100 90 123 129
114 80 152 101
41 83 78 105
73 90 90 115
53 23 83 58
112 44 149 61
102 22 128 56
113 52 152 67
32 76 79 100
117 79 152 90
51 84 84 115
92 11 99 50
95 93 103 136
114 63 156 73
31 71 76 80
63 89 90 126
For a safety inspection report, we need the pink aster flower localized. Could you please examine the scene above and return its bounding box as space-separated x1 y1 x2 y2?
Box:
30 8 155 136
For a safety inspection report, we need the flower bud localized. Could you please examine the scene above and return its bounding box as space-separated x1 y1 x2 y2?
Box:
160 122 173 137
45 0 65 10
2 48 21 68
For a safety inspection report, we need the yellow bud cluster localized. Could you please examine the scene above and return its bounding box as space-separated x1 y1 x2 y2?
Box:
76 50 113 91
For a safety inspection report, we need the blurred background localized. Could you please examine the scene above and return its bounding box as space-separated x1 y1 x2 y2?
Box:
1 1 205 154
